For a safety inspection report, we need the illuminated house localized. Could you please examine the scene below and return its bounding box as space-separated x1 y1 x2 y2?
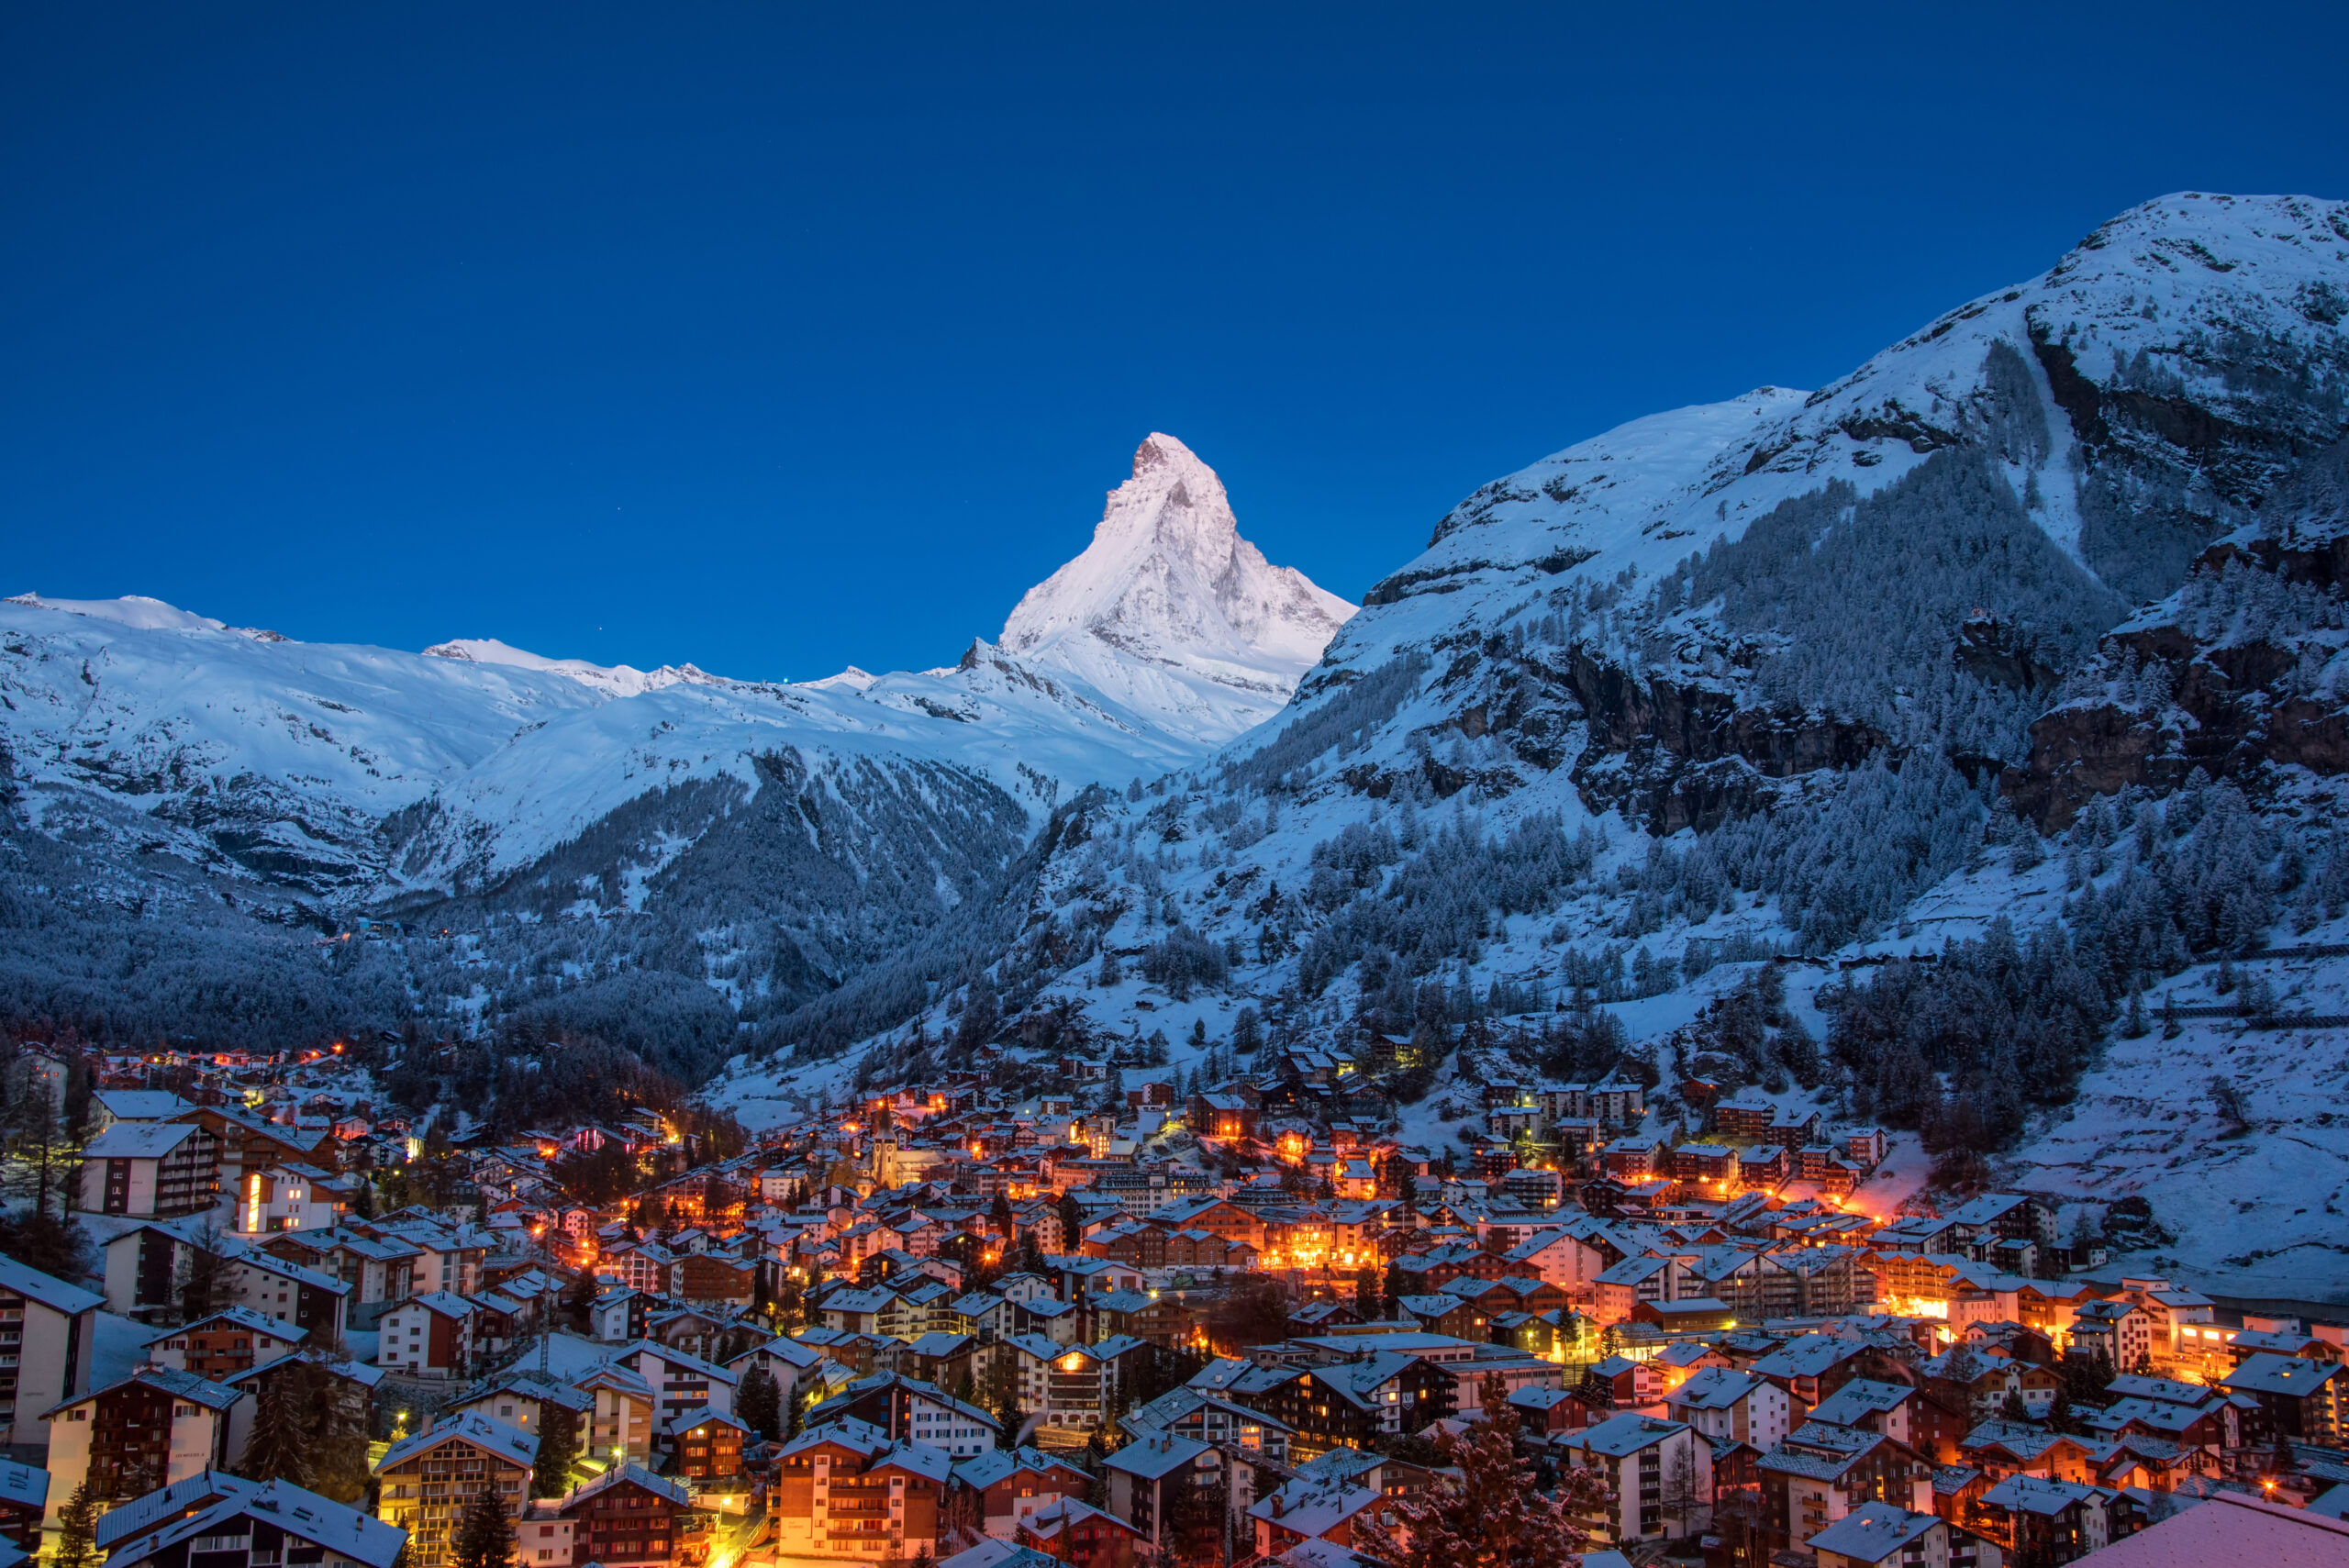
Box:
519 1462 692 1568
667 1407 751 1480
770 1421 957 1561
371 1411 537 1568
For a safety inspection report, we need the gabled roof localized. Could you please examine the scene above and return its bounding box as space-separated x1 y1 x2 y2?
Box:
93 1471 255 1550
97 1479 404 1568
561 1461 693 1509
941 1541 1063 1568
1667 1367 1766 1411
875 1441 956 1485
231 1357 385 1396
2222 1352 2345 1398
1103 1433 1212 1480
373 1410 537 1473
52 1364 242 1418
1564 1413 1688 1458
1808 1378 1915 1428
1806 1502 1940 1563
779 1418 891 1462
149 1306 306 1345
615 1340 740 1385
1979 1474 2099 1516
0 1254 104 1316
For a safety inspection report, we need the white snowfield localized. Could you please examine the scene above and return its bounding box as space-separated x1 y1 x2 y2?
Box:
0 433 1353 892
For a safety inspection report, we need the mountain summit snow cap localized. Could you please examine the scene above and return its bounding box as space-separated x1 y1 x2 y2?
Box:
996 432 1353 747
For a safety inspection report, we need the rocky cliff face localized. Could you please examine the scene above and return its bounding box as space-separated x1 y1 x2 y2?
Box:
2009 432 2349 828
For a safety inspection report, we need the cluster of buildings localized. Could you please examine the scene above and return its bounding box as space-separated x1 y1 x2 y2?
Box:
6 1032 2347 1568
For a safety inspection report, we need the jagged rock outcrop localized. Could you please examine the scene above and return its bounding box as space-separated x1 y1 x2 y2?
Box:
2009 432 2349 828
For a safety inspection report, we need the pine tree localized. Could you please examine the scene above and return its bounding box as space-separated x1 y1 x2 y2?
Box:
52 1480 98 1568
531 1402 581 1498
983 1353 1025 1442
1354 1375 1607 1568
452 1486 515 1568
238 1363 313 1485
2000 1389 2030 1422
736 1364 782 1442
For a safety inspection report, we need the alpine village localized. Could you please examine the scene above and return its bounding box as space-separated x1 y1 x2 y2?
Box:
0 1018 2333 1568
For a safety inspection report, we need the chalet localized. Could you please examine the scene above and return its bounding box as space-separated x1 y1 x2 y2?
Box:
1119 1387 1293 1462
2067 1300 2157 1367
771 1421 956 1560
1105 1434 1220 1554
143 1308 304 1380
1750 1332 1870 1412
1738 1145 1791 1189
1249 1473 1390 1558
669 1253 756 1307
668 1408 751 1480
0 1255 102 1451
222 1357 381 1471
450 1372 593 1441
805 1373 1001 1458
520 1462 691 1568
42 1367 242 1524
1251 1355 1453 1454
1971 1474 2110 1563
613 1341 739 1424
372 1411 538 1568
952 1446 1092 1540
234 1164 350 1235
1016 1496 1145 1568
1756 1421 1933 1551
574 1362 661 1465
1664 1367 1794 1452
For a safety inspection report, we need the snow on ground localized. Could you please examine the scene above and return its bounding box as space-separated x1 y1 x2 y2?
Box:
91 1310 152 1386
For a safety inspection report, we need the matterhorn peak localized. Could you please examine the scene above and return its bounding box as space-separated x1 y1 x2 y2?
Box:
996 433 1353 747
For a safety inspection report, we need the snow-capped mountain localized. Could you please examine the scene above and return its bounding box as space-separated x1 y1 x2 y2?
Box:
1000 433 1356 746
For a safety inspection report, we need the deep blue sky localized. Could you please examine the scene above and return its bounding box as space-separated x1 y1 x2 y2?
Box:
6 5 2346 682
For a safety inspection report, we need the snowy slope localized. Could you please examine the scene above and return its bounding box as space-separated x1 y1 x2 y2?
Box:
421 638 704 700
1001 434 1356 746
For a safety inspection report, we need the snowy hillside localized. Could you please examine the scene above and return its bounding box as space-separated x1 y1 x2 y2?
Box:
714 194 2349 1306
0 438 1353 1069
